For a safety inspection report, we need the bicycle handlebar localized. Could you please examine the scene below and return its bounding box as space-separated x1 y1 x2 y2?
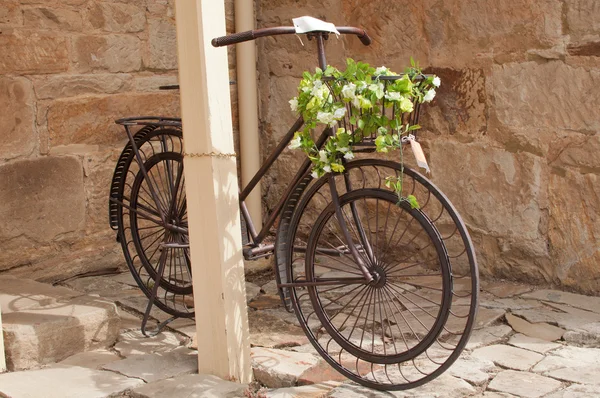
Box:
211 26 371 48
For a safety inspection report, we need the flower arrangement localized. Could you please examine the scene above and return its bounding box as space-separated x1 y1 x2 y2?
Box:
288 58 439 207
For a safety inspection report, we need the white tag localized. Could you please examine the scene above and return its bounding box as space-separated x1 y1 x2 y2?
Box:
292 16 340 37
403 135 430 174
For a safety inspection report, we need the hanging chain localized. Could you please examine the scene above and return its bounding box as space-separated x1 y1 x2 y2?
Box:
183 151 237 159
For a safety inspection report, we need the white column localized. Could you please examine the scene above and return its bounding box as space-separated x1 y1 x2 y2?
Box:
0 308 6 372
174 0 251 383
235 0 262 226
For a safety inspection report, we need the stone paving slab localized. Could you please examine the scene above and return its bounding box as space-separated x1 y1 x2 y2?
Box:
103 346 198 383
327 374 476 397
487 369 562 398
2 296 120 370
506 313 565 341
248 310 309 349
59 349 121 369
545 384 600 397
507 334 562 354
523 289 600 314
264 382 341 397
130 374 247 398
481 280 533 298
472 344 544 371
466 324 513 350
113 330 187 356
447 355 496 386
251 347 320 388
0 365 144 398
563 322 600 347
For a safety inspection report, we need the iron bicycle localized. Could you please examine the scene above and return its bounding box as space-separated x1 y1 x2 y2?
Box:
108 24 479 391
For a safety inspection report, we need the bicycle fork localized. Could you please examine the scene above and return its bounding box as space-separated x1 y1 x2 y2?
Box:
327 175 374 284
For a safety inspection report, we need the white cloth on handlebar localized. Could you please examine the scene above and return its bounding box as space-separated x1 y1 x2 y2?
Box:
292 16 340 36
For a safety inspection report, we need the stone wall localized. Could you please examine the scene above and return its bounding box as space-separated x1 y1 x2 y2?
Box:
0 0 237 283
255 1 600 293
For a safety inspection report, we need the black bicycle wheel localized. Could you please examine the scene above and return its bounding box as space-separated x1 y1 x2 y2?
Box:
130 152 190 295
275 158 478 390
114 128 194 318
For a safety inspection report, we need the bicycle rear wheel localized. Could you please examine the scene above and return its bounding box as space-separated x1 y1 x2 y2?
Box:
276 158 478 390
113 127 194 318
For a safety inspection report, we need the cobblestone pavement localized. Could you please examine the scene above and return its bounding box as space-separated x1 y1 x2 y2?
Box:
2 262 600 398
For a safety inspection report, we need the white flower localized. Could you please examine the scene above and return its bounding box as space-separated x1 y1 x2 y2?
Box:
317 111 336 125
344 151 355 160
319 150 328 162
356 81 367 93
337 146 349 153
289 97 298 112
352 96 361 108
341 83 356 99
385 92 402 101
311 170 319 179
369 82 385 99
375 66 389 75
302 86 311 93
432 76 441 88
333 107 346 119
323 165 331 173
399 97 414 113
423 88 436 102
288 135 302 150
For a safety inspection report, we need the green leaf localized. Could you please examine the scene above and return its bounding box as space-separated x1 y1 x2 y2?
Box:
406 195 420 209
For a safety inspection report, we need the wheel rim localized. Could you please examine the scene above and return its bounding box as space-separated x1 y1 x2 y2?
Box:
305 189 452 365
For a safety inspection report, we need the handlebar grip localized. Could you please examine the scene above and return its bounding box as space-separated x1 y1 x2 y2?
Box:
212 30 255 47
358 30 372 46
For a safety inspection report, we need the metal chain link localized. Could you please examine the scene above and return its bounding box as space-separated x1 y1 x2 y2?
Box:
183 151 237 159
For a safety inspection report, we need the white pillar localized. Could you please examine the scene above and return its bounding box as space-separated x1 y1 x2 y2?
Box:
174 0 251 383
235 0 262 226
0 308 6 372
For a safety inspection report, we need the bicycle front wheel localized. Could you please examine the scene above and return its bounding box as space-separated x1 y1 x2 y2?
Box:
276 159 479 390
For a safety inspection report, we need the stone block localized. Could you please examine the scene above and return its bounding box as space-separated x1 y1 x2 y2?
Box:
0 275 82 314
0 308 5 372
251 347 320 388
0 156 85 243
72 34 142 73
131 374 248 398
429 140 546 241
0 76 36 160
566 0 600 38
423 0 562 66
84 2 146 33
102 346 198 383
0 31 69 74
23 7 83 31
46 92 179 146
491 62 600 132
265 383 341 398
523 289 600 315
488 370 562 398
466 324 513 350
144 19 178 70
547 171 600 294
421 67 487 138
0 0 22 27
546 384 600 398
2 296 120 370
33 73 133 99
0 365 144 398
134 74 179 92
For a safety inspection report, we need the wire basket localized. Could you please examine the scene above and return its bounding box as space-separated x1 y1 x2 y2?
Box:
322 74 428 148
